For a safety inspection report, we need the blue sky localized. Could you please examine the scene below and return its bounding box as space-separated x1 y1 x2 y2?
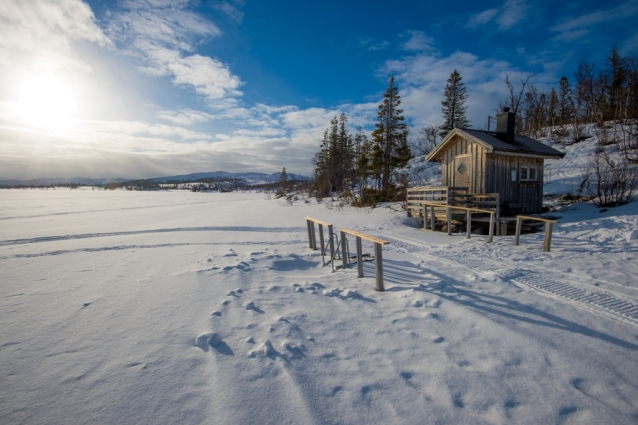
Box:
0 0 636 179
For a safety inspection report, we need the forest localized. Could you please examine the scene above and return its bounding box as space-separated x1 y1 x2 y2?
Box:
311 46 638 207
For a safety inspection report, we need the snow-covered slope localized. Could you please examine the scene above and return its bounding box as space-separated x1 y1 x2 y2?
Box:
1 189 637 424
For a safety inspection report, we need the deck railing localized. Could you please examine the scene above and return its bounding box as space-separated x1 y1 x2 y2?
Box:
407 186 500 234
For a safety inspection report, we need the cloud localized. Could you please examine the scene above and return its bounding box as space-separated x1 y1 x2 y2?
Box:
467 9 498 27
168 54 243 99
467 0 528 31
0 0 112 69
108 0 243 103
551 1 638 41
157 109 216 125
382 50 542 129
212 1 244 24
402 31 434 52
497 0 528 30
358 36 390 51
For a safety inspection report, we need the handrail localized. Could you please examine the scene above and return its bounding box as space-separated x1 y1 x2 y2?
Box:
515 215 559 252
304 216 332 227
516 215 558 224
338 228 390 292
419 201 495 242
339 228 390 245
420 201 494 215
305 217 335 265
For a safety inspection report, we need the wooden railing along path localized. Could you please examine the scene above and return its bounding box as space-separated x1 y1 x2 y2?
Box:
339 229 390 292
407 186 501 234
515 215 558 252
421 201 496 243
305 217 390 291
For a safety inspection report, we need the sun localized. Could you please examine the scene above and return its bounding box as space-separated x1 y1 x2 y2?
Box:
10 72 79 134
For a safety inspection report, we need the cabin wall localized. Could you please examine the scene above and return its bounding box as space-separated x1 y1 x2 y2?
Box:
485 155 544 213
437 134 546 214
439 135 488 193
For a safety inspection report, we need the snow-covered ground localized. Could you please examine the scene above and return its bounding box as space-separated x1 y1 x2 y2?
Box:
1 188 638 425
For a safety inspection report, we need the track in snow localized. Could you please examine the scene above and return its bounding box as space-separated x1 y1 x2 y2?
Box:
0 226 306 247
378 233 638 328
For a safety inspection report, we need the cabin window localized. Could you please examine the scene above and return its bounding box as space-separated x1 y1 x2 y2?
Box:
520 166 537 182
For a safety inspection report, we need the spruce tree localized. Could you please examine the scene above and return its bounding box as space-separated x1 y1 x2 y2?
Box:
439 69 470 138
371 75 410 197
313 114 354 196
279 167 288 196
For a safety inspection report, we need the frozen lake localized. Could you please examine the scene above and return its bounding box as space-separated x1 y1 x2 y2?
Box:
1 189 637 424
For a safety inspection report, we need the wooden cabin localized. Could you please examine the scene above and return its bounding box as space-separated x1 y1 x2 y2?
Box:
424 109 565 215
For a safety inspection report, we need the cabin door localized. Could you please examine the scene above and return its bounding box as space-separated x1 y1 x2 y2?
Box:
454 155 470 188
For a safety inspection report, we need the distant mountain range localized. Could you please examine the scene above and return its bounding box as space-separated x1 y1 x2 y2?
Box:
0 171 312 187
148 171 311 184
0 177 131 187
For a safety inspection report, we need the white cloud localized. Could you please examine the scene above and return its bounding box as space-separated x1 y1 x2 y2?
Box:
497 0 529 30
108 0 243 103
358 37 390 51
212 1 244 24
551 1 638 41
402 31 434 52
467 0 528 31
382 51 536 129
467 9 498 27
168 54 243 99
0 0 112 69
157 109 216 125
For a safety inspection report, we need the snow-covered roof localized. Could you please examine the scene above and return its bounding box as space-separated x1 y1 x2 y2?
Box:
427 128 565 162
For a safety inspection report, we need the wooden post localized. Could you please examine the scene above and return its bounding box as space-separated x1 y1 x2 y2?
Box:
310 222 317 250
488 212 494 243
306 220 313 249
430 205 435 231
423 204 428 229
500 221 508 236
447 207 452 235
543 222 553 252
466 210 472 239
495 194 500 236
514 217 522 246
374 242 384 292
340 231 348 269
319 224 326 257
356 236 363 278
328 225 334 261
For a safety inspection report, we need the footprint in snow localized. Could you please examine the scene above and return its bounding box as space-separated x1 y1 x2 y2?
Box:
195 332 234 355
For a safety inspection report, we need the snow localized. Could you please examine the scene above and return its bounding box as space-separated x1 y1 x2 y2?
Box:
1 188 638 424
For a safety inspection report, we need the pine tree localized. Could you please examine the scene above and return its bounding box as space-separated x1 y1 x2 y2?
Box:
371 75 410 197
278 167 288 196
558 76 574 125
439 70 470 138
313 114 354 196
606 45 627 120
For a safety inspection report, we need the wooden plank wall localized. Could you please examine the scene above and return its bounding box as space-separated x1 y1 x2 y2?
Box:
440 135 488 194
435 134 547 214
485 156 544 213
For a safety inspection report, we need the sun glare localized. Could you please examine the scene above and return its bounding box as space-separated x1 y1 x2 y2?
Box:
11 73 79 134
